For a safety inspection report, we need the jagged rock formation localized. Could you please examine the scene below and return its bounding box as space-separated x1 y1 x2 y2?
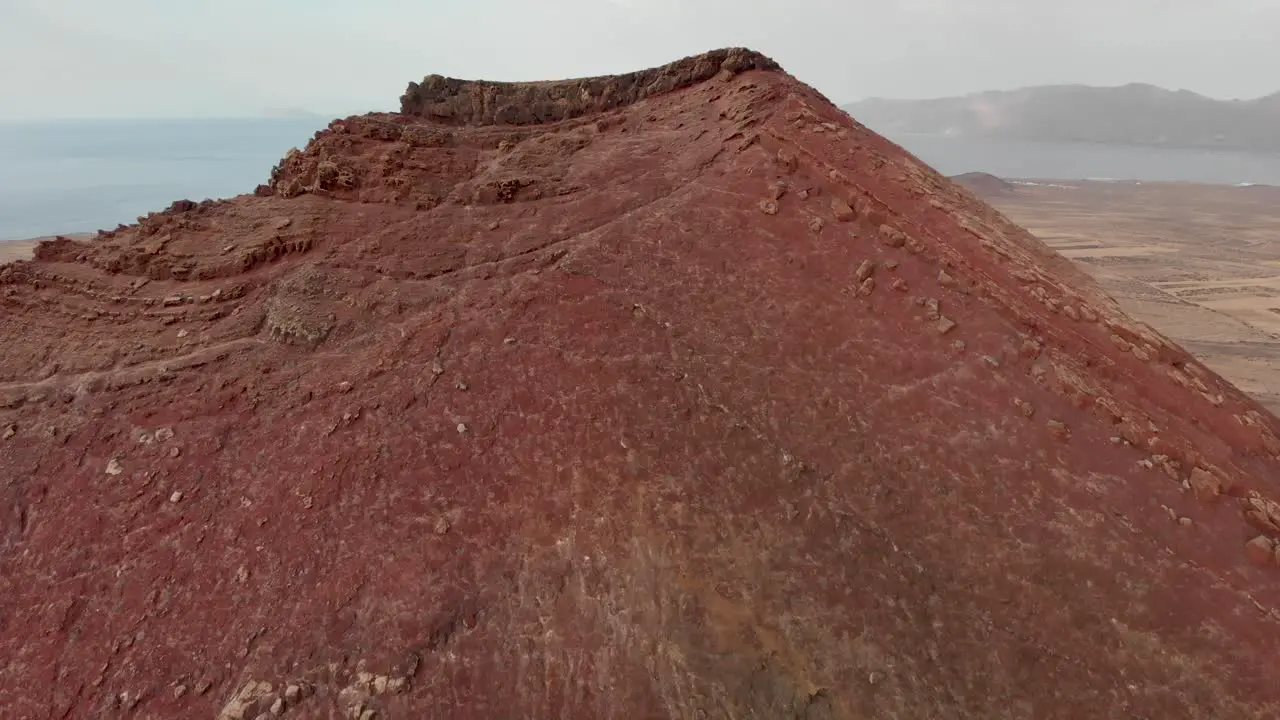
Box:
5 48 1280 719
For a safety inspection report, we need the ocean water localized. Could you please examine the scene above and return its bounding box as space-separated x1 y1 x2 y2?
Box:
881 132 1280 187
1 118 1278 241
0 118 330 241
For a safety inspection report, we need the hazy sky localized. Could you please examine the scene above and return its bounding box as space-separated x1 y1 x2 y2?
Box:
1 0 1277 120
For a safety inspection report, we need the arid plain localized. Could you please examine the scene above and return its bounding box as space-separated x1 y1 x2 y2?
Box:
983 180 1280 414
0 239 35 264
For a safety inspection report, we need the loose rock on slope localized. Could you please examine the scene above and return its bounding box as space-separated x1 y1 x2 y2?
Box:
4 47 1280 719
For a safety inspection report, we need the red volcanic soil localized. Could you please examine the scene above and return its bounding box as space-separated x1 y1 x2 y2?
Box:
5 48 1280 718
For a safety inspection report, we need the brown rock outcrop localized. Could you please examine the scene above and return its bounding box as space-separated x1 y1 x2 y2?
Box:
4 48 1280 719
399 47 780 125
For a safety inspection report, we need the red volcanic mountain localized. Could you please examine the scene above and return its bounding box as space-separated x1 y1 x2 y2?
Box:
4 48 1280 718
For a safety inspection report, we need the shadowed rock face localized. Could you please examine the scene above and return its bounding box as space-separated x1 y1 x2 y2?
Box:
5 49 1280 719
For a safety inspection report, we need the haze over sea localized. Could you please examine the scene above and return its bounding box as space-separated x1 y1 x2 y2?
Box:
0 118 328 241
888 133 1280 189
2 118 1279 241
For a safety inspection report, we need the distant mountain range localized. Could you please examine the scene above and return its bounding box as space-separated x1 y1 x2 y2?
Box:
843 84 1280 153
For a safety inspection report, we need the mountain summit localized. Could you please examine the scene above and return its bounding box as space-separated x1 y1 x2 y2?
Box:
4 48 1280 718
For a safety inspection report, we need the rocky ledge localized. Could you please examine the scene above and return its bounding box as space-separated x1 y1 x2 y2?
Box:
399 47 781 125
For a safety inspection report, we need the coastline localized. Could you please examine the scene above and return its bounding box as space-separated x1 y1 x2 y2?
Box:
882 132 1280 187
1007 177 1279 189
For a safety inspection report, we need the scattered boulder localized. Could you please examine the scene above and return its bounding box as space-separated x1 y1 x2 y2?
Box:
1245 535 1275 566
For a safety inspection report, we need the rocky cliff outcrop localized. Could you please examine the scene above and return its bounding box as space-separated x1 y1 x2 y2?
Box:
399 47 781 126
4 49 1280 719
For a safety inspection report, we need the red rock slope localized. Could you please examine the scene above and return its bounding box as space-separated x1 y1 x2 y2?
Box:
4 48 1280 719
